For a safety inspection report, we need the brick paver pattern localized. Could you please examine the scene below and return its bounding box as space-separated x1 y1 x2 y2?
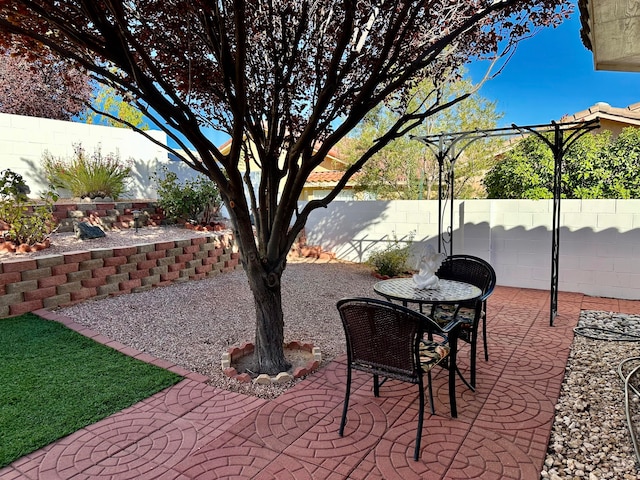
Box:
3 286 640 479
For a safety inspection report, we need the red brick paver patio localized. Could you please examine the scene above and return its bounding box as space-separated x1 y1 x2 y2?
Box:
3 286 640 479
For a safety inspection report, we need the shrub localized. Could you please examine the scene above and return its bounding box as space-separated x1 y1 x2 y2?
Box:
42 144 131 200
0 169 58 245
0 169 30 200
151 167 222 224
367 232 414 277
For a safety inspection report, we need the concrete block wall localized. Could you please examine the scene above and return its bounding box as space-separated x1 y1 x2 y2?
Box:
0 234 241 318
0 112 169 199
300 200 442 265
0 112 221 202
302 199 640 300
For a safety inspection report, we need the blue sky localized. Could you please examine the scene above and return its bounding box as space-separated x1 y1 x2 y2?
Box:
469 1 640 128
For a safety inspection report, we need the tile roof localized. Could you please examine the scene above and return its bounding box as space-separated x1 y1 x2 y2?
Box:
306 171 346 183
577 0 591 51
561 102 640 125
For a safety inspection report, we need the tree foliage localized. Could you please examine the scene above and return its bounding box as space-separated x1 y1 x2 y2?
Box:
345 77 503 200
0 45 91 120
0 0 572 374
484 127 640 199
81 85 150 130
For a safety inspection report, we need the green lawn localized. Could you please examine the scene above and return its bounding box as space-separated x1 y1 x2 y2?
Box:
0 313 182 468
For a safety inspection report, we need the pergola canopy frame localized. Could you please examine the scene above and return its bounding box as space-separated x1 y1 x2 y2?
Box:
413 119 600 326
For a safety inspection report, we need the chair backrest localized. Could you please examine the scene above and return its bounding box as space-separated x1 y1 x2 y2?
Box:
436 255 496 307
337 297 425 384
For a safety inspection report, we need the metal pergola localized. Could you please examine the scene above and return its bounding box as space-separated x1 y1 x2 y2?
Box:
413 119 600 326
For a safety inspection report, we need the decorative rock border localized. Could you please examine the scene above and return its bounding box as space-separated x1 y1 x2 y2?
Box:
221 341 322 384
0 239 50 254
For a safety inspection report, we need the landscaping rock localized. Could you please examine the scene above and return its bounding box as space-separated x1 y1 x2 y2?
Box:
75 221 106 240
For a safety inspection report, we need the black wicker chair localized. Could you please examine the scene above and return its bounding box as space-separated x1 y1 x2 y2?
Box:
336 297 460 461
432 255 496 389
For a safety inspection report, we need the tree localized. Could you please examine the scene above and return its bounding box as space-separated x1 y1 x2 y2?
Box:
0 0 571 374
81 84 150 130
483 134 555 199
345 103 428 200
346 77 503 200
484 127 640 199
0 45 91 120
602 127 640 197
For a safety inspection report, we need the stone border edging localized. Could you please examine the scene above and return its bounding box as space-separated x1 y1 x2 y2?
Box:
221 341 322 384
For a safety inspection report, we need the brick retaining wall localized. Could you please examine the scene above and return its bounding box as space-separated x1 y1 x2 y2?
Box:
0 233 241 318
50 201 164 232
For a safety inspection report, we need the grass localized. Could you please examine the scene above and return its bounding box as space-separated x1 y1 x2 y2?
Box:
0 313 182 468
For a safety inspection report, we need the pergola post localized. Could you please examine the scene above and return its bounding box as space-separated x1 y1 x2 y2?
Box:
516 120 599 325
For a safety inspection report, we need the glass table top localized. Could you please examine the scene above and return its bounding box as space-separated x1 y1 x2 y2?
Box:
373 277 482 304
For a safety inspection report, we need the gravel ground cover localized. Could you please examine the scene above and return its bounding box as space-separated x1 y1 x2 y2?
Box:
58 262 377 399
542 311 640 479
47 226 379 398
6 228 640 478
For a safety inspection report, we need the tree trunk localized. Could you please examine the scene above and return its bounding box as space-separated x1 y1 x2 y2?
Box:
245 259 292 375
224 188 294 376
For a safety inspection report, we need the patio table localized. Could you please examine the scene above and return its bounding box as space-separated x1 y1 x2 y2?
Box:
373 277 482 308
373 277 483 404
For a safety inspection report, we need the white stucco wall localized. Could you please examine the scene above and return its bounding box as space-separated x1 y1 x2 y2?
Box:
302 199 640 300
0 112 170 198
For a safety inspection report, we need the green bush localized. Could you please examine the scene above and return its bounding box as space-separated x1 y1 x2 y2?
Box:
0 169 30 200
42 144 131 200
151 166 222 224
0 169 58 245
367 233 414 277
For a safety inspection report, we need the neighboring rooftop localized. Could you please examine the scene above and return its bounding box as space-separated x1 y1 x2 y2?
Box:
306 170 358 186
560 101 640 136
561 101 640 124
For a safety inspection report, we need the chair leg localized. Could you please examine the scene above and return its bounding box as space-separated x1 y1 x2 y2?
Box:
373 374 380 397
455 364 475 392
482 314 489 361
426 370 435 415
415 378 425 461
448 350 458 418
339 367 352 436
470 334 477 389
453 335 475 392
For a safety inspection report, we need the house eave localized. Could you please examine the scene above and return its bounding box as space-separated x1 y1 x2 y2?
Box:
579 0 640 72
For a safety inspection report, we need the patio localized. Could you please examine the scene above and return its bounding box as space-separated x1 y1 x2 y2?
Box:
3 285 639 479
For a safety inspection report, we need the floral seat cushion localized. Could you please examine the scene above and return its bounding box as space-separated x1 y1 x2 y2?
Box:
419 339 450 372
432 304 480 327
